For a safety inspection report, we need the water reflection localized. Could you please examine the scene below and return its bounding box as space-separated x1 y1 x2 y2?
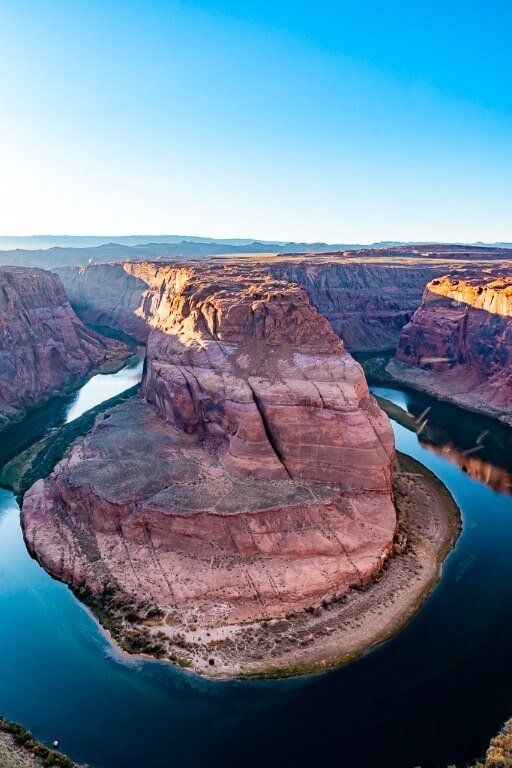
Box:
65 353 143 423
372 385 512 495
422 442 512 496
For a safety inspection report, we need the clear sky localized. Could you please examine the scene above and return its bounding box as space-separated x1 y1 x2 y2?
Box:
1 0 511 243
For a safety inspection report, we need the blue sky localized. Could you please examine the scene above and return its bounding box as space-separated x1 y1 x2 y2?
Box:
0 0 511 242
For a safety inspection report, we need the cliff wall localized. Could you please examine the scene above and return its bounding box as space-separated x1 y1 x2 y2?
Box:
393 270 512 422
0 266 125 427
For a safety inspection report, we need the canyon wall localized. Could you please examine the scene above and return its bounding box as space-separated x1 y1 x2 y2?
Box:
56 254 512 424
23 263 396 637
56 263 155 341
58 255 468 352
266 259 450 351
393 270 512 423
0 266 126 428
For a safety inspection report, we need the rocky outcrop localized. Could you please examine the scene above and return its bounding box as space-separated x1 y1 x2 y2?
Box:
22 263 396 665
58 254 482 352
394 270 512 423
141 265 395 487
57 261 205 342
0 266 126 428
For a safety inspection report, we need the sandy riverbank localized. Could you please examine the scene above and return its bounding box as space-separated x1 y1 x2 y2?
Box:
0 719 78 768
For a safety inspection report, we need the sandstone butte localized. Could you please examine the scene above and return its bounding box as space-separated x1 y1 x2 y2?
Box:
0 266 126 429
393 269 512 425
22 262 401 670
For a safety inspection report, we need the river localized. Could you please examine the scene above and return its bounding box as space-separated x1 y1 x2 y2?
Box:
0 361 511 768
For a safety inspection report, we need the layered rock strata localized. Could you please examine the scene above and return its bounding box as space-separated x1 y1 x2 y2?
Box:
0 266 126 428
394 270 512 423
266 259 448 351
23 265 396 650
58 254 498 352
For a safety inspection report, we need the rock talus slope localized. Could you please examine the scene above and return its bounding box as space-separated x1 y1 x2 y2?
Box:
0 266 126 427
23 265 396 634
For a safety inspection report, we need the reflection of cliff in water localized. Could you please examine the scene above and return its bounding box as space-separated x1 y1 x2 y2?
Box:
371 379 512 496
420 441 512 496
409 396 512 496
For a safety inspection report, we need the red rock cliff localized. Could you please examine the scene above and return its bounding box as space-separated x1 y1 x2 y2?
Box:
58 255 462 352
23 263 396 634
142 263 394 488
0 266 126 426
394 270 512 421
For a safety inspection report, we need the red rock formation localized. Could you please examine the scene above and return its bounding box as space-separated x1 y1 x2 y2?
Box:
266 259 449 351
56 263 154 342
394 270 512 422
142 265 394 488
0 266 126 427
22 264 396 634
58 255 477 352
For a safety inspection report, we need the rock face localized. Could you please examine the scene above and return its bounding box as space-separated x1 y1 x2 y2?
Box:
266 259 449 351
0 266 126 427
56 263 156 342
58 254 482 353
394 270 512 422
142 265 394 487
22 264 396 638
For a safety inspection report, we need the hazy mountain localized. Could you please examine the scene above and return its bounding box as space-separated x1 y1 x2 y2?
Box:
0 239 365 269
0 234 294 250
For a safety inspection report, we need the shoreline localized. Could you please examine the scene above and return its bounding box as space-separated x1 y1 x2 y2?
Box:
386 359 512 428
0 347 133 438
25 450 460 681
0 716 79 768
363 353 512 428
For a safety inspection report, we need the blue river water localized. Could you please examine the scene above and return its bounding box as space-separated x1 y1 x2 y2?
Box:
0 365 511 768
